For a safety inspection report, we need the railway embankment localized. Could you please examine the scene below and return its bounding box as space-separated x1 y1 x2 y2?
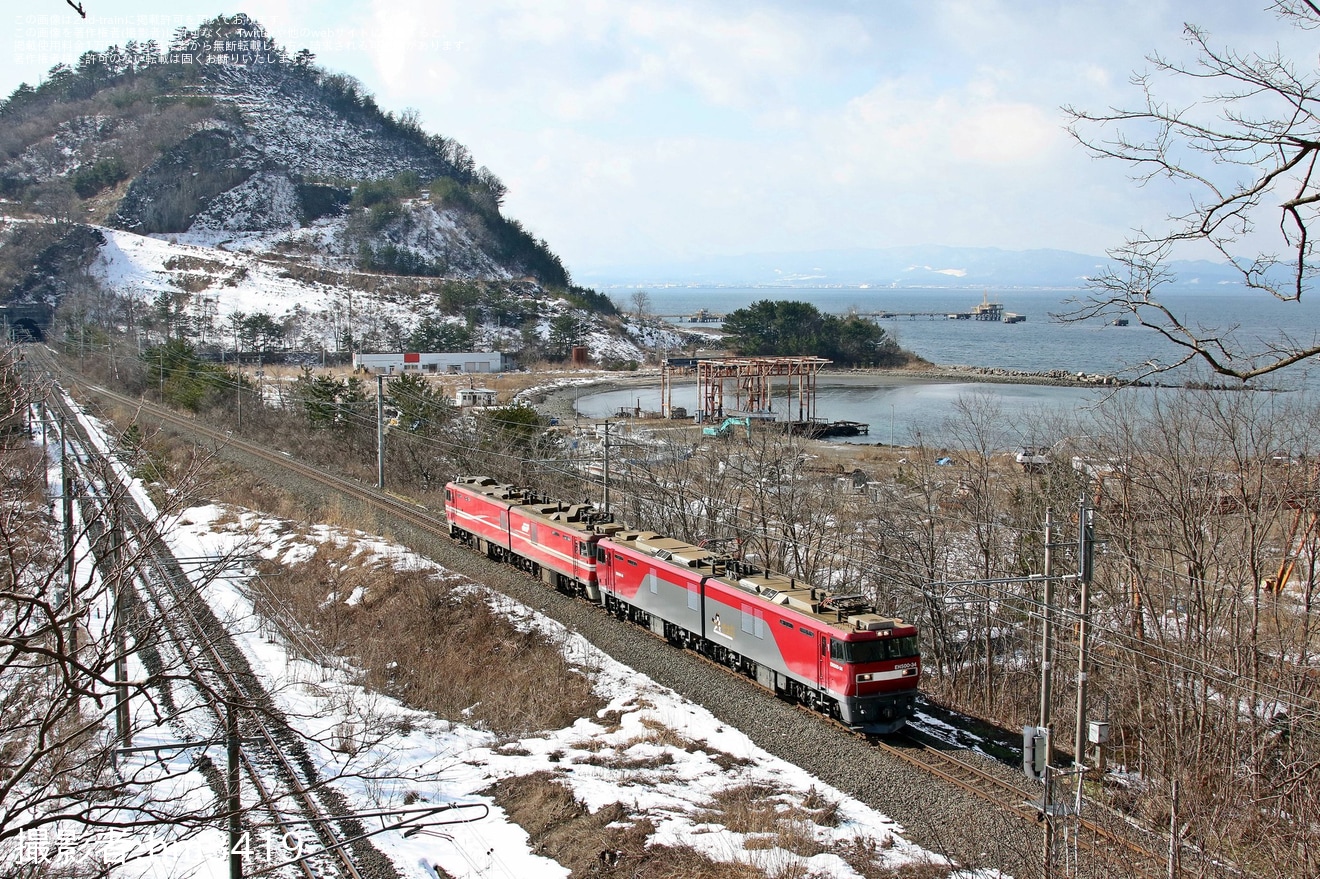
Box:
63 376 1041 878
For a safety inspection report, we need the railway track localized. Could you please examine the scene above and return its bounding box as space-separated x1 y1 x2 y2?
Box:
875 731 1170 879
27 347 1189 879
36 372 393 879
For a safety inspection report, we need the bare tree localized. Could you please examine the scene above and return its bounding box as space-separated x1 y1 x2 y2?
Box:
1 350 409 876
1074 389 1320 877
1065 2 1320 380
1 356 224 872
629 290 652 321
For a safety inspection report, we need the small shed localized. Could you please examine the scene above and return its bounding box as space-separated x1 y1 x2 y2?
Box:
457 387 498 408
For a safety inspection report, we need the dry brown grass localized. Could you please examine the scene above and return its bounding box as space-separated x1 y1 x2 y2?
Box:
315 497 370 531
707 749 755 772
799 786 842 828
213 466 314 523
637 716 703 750
577 749 676 772
252 541 604 736
577 715 703 768
747 819 826 859
835 838 951 879
700 783 787 834
171 273 216 293
695 783 877 864
487 772 763 878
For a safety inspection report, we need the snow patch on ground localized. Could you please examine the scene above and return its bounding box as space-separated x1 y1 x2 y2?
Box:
91 224 333 316
161 504 974 878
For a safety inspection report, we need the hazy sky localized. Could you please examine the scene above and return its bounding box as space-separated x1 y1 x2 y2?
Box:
4 2 1310 272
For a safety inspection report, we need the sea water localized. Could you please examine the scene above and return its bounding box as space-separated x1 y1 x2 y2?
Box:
577 286 1320 447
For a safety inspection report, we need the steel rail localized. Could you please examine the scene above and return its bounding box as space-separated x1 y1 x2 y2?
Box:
33 349 1181 879
875 732 1170 879
40 381 363 879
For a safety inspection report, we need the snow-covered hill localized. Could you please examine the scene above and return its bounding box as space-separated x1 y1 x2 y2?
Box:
88 222 676 362
1 14 653 361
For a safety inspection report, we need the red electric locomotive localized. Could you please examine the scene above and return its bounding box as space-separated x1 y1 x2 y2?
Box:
445 476 620 599
444 476 921 734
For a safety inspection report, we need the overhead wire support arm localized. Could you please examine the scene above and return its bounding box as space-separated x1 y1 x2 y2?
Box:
926 573 1079 590
927 572 1079 609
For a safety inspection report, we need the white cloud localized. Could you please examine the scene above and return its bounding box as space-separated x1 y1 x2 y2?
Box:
952 102 1061 164
0 0 1293 272
368 1 1218 265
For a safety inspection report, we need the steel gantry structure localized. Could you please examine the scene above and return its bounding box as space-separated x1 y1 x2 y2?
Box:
662 355 831 423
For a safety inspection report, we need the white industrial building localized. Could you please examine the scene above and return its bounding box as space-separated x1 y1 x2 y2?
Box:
353 352 510 374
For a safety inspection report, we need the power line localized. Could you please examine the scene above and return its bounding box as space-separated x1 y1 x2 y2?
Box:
46 342 1320 715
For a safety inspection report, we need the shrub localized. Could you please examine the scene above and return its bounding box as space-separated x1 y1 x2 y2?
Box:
71 157 128 198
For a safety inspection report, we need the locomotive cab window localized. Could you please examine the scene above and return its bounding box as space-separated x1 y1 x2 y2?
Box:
887 635 920 659
445 489 452 501
850 641 885 663
835 636 920 663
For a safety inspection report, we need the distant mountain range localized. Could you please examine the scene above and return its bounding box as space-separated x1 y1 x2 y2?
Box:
578 246 1246 290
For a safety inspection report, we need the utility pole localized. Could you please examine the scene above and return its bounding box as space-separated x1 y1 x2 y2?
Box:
59 414 75 656
1073 499 1095 819
1040 507 1055 879
1168 779 1181 879
602 419 611 513
376 373 385 490
938 501 1096 879
1039 508 1056 732
227 702 242 879
112 519 130 746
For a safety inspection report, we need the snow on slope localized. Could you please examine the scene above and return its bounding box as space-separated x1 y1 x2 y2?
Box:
90 222 662 363
202 65 447 184
187 171 303 235
30 396 998 879
92 224 335 315
164 504 980 879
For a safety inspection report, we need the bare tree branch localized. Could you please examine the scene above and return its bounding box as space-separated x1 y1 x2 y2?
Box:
1064 5 1320 380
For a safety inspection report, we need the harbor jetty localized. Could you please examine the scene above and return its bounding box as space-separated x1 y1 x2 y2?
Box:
861 292 1026 323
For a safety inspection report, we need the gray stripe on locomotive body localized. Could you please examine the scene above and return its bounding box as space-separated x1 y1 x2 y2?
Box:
636 569 705 632
617 568 820 695
702 588 800 674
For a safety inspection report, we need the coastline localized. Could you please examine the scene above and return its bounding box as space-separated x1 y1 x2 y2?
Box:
521 362 1150 424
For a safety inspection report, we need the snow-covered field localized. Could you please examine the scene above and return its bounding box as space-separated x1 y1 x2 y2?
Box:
94 224 335 315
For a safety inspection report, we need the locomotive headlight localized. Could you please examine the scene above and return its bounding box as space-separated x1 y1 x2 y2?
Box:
855 672 874 683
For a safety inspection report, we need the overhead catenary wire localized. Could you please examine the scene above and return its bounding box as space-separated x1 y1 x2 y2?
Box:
38 342 1320 717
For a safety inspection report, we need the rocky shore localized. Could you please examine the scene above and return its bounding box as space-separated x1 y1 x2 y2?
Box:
890 363 1146 387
